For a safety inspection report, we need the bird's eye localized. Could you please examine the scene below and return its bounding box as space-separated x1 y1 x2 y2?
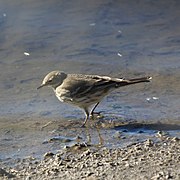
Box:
48 79 52 82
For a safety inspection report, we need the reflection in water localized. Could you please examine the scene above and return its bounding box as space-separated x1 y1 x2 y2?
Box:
96 125 105 145
85 124 104 146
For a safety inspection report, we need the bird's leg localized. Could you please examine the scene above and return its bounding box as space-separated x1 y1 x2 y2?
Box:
90 102 100 120
81 108 89 127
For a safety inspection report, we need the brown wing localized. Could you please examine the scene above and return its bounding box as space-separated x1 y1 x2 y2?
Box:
60 75 118 98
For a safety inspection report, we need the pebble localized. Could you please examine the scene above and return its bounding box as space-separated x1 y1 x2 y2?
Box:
2 136 179 180
145 139 154 147
43 152 54 159
0 168 15 178
171 137 179 142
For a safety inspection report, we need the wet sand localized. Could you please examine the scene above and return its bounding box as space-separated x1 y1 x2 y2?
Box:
0 124 179 179
0 118 180 179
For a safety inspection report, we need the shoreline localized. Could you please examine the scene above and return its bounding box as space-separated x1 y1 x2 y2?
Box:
1 134 179 180
0 118 179 180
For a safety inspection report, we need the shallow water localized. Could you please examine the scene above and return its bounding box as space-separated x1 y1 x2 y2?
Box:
0 0 180 163
0 118 180 167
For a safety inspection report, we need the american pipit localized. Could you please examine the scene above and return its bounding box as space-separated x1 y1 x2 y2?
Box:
38 71 152 127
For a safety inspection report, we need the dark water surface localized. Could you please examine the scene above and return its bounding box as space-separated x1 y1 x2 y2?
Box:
0 0 180 162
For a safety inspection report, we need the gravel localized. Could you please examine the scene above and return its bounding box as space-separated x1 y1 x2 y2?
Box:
1 135 179 180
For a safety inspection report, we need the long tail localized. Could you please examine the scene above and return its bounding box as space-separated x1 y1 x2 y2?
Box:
116 76 152 87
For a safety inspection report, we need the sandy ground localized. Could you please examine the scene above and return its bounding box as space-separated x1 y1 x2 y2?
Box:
0 119 179 180
1 133 179 180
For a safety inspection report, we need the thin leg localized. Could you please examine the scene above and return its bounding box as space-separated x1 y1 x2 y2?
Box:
90 102 100 116
81 108 89 127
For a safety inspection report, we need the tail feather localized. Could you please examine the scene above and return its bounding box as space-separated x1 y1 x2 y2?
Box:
116 76 152 87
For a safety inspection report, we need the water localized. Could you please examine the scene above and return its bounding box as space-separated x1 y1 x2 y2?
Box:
0 0 180 163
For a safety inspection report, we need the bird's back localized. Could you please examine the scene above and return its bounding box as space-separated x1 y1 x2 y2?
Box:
55 74 118 107
55 73 151 108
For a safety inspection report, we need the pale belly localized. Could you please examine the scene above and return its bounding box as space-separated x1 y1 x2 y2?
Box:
55 90 108 108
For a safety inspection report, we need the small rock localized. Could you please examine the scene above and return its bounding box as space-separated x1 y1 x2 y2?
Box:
171 137 179 142
86 172 94 177
121 157 128 161
66 164 72 169
64 145 70 149
125 163 132 168
43 152 54 159
83 149 91 156
0 168 15 178
25 176 32 180
156 131 169 139
145 139 154 147
166 172 173 179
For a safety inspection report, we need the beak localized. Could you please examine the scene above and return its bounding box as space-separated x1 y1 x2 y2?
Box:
37 84 45 90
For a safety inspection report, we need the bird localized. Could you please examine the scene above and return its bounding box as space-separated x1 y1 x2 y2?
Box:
37 70 152 127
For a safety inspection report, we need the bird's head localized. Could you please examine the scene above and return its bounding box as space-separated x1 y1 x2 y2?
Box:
37 71 67 89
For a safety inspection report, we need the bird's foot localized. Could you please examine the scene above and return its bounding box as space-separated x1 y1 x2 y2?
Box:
90 111 104 120
81 123 86 128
